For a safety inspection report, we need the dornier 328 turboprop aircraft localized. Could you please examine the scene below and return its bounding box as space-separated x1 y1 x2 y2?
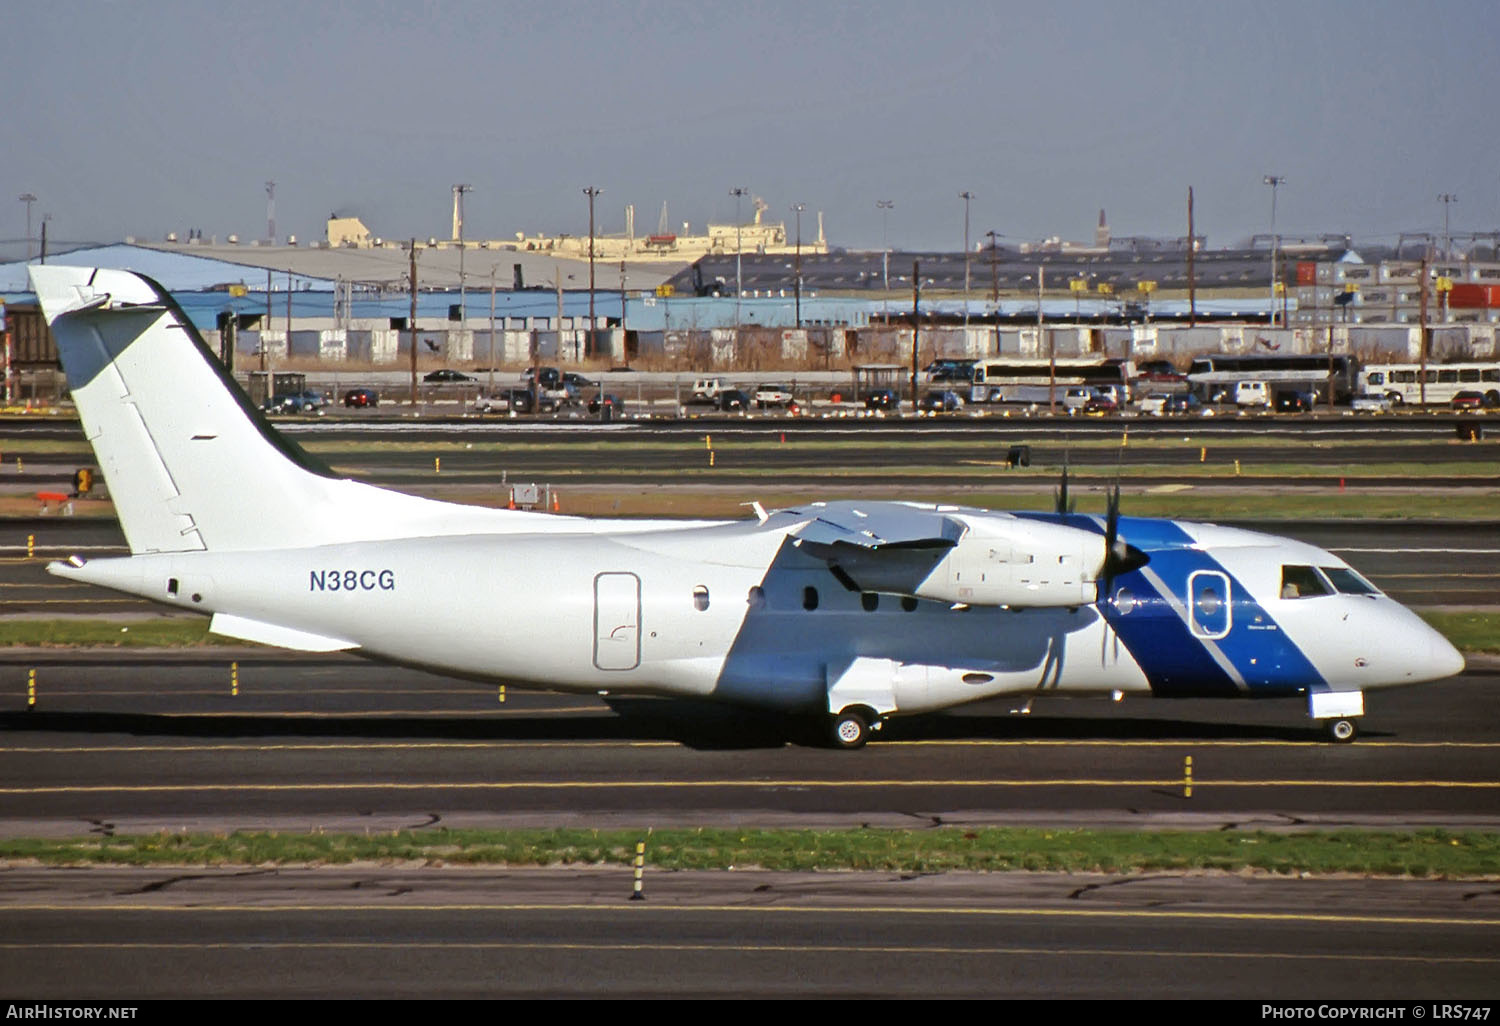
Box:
31 265 1464 747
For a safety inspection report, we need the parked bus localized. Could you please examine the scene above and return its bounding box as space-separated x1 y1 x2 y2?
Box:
970 358 1134 405
1360 362 1500 407
1186 353 1359 405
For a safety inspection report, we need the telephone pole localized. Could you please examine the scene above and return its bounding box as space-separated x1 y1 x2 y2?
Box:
583 186 601 356
408 240 419 407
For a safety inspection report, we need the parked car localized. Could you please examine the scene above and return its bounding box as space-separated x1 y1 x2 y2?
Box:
1235 381 1271 407
754 383 794 408
342 388 379 408
474 389 557 414
919 389 964 412
522 366 561 388
1451 390 1485 410
1162 393 1208 416
1062 386 1095 412
1136 359 1186 383
1274 389 1314 413
717 389 751 411
423 369 476 383
864 388 900 410
690 377 726 404
260 393 319 414
563 372 599 390
587 393 623 414
1350 393 1392 414
297 389 328 409
1083 392 1119 414
1137 393 1171 415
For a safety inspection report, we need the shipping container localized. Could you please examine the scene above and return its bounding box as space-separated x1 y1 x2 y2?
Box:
1296 261 1318 286
1447 283 1500 308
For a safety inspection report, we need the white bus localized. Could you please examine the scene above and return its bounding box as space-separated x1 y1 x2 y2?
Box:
1186 353 1359 405
1360 362 1500 407
970 358 1134 405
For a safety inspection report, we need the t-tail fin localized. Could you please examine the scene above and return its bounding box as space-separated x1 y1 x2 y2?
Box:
30 265 541 553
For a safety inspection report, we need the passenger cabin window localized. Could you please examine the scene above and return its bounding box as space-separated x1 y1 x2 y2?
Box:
802 586 819 611
861 592 879 612
1280 565 1332 599
747 586 766 610
1320 567 1380 595
692 586 710 612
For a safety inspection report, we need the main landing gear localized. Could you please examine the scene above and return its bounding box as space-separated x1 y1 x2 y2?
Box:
830 707 882 749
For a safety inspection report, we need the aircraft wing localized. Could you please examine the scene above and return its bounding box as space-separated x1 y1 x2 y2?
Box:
789 502 966 552
781 502 966 598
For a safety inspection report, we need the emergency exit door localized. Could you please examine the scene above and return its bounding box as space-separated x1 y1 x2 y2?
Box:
593 572 641 671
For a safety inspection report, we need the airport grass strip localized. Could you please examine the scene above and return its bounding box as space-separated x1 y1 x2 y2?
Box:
0 619 227 647
0 613 1494 651
3 827 1498 877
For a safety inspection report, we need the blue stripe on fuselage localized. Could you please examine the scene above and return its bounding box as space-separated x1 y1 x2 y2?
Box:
1017 513 1324 697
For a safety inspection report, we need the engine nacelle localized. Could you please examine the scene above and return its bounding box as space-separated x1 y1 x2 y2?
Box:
911 514 1103 608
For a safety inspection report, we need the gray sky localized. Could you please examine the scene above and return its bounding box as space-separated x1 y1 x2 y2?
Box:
6 0 1498 253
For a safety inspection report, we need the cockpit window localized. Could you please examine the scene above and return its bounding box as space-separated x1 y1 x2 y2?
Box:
1280 565 1332 599
1321 566 1380 595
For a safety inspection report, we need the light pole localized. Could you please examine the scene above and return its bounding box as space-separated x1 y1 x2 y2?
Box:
18 194 36 260
877 200 894 325
1438 193 1458 259
791 203 805 327
1263 175 1285 327
583 186 601 357
959 191 974 328
730 186 747 334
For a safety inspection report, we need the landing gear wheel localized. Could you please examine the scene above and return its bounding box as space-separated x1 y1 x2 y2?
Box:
831 710 871 750
1326 718 1358 743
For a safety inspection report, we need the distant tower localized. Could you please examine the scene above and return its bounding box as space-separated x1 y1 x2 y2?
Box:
1095 208 1110 249
265 181 276 243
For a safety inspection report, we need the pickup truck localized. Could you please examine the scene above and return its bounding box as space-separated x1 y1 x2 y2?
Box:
753 383 793 408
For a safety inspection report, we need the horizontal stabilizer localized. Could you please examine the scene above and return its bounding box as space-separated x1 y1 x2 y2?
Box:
209 613 358 652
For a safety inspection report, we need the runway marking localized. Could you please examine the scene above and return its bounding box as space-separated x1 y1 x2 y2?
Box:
4 739 1499 755
3 903 1499 929
3 778 1498 795
2 941 1496 965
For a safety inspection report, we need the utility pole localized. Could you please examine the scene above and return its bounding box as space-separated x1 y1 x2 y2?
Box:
792 203 805 327
488 266 496 398
1187 186 1197 327
959 191 973 329
877 199 894 326
265 181 276 243
408 240 419 407
910 259 921 408
730 186 747 338
583 186 601 357
1040 266 1053 414
620 260 628 365
1419 255 1429 407
986 230 1001 357
452 184 472 327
